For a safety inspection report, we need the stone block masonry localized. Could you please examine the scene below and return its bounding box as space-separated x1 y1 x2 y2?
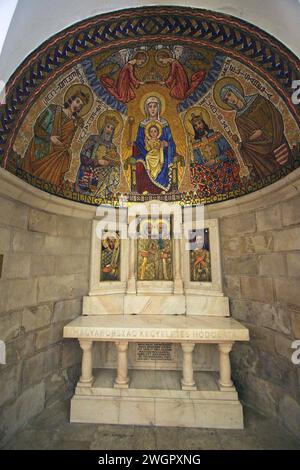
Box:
0 195 91 446
220 192 300 440
1 180 300 441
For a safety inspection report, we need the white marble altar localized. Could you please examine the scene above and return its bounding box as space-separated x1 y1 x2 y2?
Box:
64 315 248 428
63 212 249 429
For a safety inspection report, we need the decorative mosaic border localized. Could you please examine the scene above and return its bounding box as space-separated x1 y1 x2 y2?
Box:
6 153 298 207
0 6 300 205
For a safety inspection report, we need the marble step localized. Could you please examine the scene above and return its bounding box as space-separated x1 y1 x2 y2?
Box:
76 369 238 400
71 369 243 429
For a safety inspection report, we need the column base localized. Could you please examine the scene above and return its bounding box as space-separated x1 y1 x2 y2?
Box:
181 378 197 391
218 379 234 392
78 377 94 388
114 379 130 389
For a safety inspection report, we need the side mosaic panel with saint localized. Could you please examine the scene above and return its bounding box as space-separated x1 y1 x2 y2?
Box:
100 232 121 281
189 228 212 282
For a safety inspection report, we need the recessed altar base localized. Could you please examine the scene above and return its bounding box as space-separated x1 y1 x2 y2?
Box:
70 369 244 429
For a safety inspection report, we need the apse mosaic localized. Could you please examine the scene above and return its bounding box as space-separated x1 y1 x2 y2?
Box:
1 6 300 206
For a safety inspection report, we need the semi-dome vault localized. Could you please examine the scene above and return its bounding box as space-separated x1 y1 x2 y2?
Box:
1 6 300 206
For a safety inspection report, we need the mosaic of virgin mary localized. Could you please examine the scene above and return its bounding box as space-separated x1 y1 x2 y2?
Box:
131 95 177 194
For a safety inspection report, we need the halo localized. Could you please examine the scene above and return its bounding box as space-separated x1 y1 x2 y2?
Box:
156 218 171 234
64 84 94 117
140 92 166 116
139 218 171 237
139 218 152 236
213 77 244 111
183 107 211 136
97 110 124 138
155 48 173 67
133 50 149 68
145 120 163 139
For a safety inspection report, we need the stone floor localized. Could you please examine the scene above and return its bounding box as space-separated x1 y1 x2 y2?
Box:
4 400 300 450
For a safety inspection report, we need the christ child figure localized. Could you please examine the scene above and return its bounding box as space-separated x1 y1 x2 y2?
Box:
144 121 164 180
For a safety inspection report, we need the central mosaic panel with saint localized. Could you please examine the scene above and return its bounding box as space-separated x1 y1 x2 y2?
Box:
137 217 173 281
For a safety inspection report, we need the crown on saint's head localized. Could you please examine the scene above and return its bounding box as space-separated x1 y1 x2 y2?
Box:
104 115 118 127
190 113 203 125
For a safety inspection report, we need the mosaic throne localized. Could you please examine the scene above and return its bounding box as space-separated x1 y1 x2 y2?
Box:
124 154 185 193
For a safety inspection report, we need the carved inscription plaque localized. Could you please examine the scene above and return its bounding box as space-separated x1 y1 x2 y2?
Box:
136 342 175 362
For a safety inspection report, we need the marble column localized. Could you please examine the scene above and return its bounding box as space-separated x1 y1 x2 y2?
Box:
181 342 197 390
79 340 94 387
127 236 136 294
174 235 184 294
218 342 234 390
114 341 130 388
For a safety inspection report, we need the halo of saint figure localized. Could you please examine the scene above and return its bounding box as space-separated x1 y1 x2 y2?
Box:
15 43 298 205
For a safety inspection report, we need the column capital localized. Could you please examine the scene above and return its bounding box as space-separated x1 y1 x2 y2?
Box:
181 342 195 353
218 342 233 354
115 340 129 352
79 339 93 351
